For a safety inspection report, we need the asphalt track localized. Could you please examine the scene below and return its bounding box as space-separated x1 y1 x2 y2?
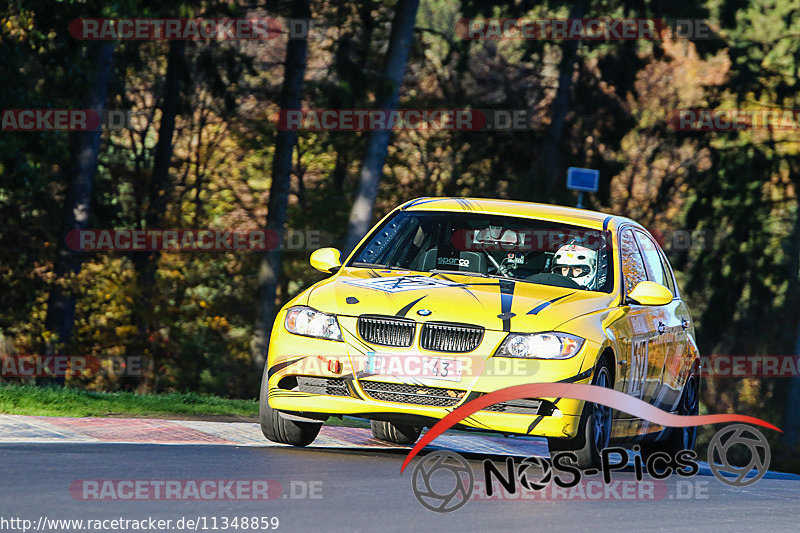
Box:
1 416 799 532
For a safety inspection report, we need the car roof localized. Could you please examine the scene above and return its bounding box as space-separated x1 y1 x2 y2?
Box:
400 197 632 231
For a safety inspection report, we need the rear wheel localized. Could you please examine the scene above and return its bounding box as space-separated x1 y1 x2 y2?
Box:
548 359 613 469
370 420 422 445
641 369 699 461
259 369 322 446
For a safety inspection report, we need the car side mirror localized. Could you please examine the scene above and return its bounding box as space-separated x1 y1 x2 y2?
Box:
627 281 673 306
310 247 342 273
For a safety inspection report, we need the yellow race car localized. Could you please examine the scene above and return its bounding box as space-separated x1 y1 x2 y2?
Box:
260 197 700 467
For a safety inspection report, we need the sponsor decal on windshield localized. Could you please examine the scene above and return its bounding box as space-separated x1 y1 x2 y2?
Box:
343 275 464 293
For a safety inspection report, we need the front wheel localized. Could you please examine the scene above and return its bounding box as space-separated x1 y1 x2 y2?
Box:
259 369 322 446
641 369 699 461
548 359 613 469
370 420 422 445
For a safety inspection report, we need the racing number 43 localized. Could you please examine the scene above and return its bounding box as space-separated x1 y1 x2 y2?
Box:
426 358 449 378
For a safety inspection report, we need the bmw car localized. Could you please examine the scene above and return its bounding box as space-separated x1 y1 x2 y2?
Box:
260 197 700 467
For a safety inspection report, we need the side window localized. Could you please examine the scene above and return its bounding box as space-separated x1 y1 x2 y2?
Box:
634 231 670 290
659 252 677 296
620 228 648 295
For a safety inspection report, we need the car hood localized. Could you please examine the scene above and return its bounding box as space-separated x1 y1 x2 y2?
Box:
306 267 615 332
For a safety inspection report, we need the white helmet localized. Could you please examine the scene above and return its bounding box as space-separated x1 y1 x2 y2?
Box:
551 244 597 289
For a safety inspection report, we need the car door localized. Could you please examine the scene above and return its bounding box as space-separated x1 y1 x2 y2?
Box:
615 227 664 407
633 230 686 415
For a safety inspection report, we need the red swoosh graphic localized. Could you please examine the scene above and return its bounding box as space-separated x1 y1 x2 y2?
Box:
400 383 781 473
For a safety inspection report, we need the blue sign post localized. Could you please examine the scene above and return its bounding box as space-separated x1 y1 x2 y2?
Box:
566 167 599 209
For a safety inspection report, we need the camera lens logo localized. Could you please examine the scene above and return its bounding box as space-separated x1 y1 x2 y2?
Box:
707 424 770 487
517 456 552 491
411 450 473 513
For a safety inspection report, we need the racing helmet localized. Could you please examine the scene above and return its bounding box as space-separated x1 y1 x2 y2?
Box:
551 243 598 289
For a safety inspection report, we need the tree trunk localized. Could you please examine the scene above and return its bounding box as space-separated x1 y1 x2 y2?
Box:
252 0 311 369
134 39 186 312
44 42 115 365
342 0 420 255
780 331 800 448
129 40 185 392
529 3 582 202
330 0 375 195
780 192 800 450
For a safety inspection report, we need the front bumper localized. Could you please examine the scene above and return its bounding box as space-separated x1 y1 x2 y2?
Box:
265 313 599 439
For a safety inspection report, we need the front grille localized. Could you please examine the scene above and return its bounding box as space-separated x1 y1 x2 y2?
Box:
360 381 464 407
296 376 350 397
482 398 542 414
420 322 484 352
358 315 415 347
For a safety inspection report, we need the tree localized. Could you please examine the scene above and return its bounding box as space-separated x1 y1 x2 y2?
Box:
780 175 800 451
44 41 115 361
133 39 186 325
253 0 312 369
342 0 420 255
530 2 583 203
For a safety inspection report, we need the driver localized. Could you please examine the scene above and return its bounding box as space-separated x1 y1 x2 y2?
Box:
551 243 597 289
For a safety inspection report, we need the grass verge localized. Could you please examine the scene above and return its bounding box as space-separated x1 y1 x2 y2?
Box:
0 383 259 420
0 383 366 427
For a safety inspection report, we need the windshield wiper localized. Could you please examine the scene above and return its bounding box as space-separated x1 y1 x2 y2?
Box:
350 262 403 270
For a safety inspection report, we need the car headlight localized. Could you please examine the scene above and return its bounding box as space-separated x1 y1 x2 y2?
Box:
284 306 344 341
495 332 584 359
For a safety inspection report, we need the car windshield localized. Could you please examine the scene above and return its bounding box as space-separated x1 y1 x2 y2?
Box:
349 211 613 292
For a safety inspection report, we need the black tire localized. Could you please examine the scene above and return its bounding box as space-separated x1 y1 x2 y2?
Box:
548 359 613 469
641 368 699 462
370 420 422 445
259 368 322 446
